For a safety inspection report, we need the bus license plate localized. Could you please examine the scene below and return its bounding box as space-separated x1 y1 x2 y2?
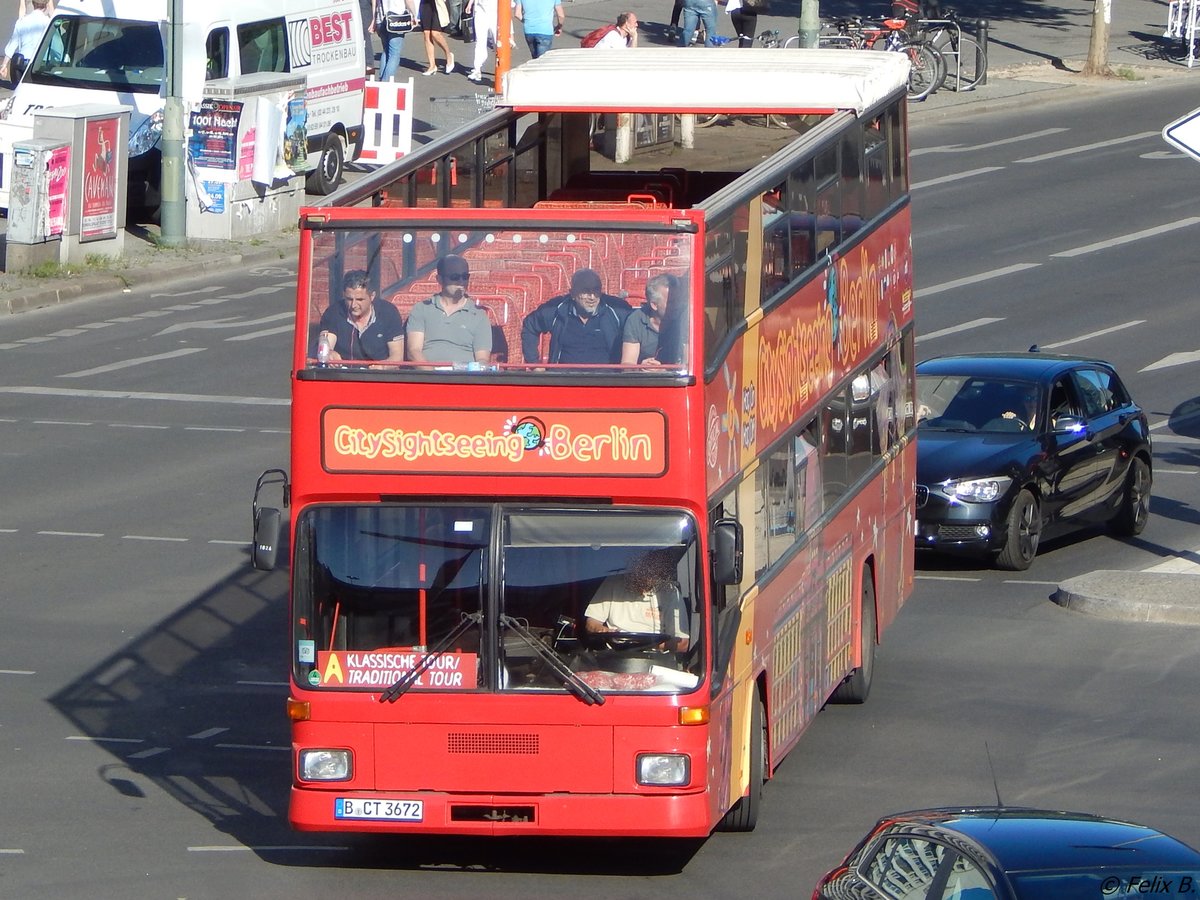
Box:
335 798 423 821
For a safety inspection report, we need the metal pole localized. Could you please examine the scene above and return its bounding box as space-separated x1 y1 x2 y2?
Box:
975 18 988 86
159 0 186 246
798 0 819 48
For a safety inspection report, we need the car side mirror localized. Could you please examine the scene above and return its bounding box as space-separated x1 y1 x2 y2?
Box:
1052 414 1086 437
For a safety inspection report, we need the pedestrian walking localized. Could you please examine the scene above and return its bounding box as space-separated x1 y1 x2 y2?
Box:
418 0 456 75
515 0 564 59
1 0 51 86
370 0 418 81
465 0 499 82
677 0 717 47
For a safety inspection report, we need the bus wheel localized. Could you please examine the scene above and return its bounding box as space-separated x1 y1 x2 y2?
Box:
307 133 345 196
717 691 765 832
830 572 876 704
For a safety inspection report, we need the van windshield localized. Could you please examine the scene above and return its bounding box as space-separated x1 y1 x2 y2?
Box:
27 16 164 93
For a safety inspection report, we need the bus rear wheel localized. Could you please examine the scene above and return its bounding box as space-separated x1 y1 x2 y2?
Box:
717 690 765 832
830 571 876 704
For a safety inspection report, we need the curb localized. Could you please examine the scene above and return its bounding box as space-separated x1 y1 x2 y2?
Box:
0 241 295 315
1052 570 1200 625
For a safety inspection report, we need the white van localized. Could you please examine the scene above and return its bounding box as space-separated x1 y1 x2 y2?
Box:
0 0 366 210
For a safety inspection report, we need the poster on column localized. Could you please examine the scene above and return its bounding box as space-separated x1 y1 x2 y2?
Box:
47 145 69 237
81 116 119 241
187 98 242 184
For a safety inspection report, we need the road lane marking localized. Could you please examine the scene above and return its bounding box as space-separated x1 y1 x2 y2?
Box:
910 166 1005 190
128 747 170 759
1154 468 1197 474
1142 349 1200 372
917 318 1004 343
914 575 982 581
915 263 1041 298
150 286 223 299
0 669 35 675
38 530 103 538
209 539 250 545
34 420 92 426
226 324 295 341
66 735 143 743
1015 130 1159 163
189 727 230 740
108 423 170 430
60 348 206 378
185 426 246 432
0 386 288 406
912 128 1070 157
216 743 290 752
1040 320 1146 349
157 311 291 336
122 535 189 542
1002 579 1058 585
188 845 348 853
1051 217 1200 258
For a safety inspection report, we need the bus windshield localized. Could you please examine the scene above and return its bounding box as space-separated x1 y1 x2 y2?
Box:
303 225 695 374
28 16 164 92
294 506 704 694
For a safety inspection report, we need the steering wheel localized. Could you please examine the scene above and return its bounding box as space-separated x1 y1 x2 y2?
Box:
602 631 673 650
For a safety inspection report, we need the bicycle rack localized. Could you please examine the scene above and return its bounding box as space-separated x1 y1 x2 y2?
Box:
917 17 986 92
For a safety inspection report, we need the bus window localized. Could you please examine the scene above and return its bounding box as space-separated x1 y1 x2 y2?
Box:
840 129 865 238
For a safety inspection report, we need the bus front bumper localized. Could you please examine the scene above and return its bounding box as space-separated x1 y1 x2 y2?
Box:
290 786 716 837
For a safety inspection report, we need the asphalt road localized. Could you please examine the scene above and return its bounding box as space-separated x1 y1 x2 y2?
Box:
2 73 1200 900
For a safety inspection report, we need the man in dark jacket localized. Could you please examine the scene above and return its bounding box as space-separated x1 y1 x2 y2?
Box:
521 268 631 364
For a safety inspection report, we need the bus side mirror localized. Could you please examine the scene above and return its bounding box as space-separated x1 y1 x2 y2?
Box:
252 507 282 571
711 517 743 586
251 468 290 571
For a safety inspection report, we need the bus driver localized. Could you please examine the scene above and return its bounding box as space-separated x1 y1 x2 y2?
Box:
584 549 690 651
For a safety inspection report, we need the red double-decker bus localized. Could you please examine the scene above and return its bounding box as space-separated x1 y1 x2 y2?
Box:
253 48 917 837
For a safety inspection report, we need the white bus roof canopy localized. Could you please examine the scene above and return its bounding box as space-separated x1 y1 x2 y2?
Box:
500 48 911 117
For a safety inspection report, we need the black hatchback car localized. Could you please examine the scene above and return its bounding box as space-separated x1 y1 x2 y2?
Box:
813 807 1200 899
915 352 1151 570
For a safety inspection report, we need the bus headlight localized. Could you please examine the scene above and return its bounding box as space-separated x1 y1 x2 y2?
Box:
637 753 690 786
299 748 352 781
128 110 164 157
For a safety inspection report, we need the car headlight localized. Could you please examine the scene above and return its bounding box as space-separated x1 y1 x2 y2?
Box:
636 753 690 786
128 110 164 157
944 476 1012 503
299 748 352 781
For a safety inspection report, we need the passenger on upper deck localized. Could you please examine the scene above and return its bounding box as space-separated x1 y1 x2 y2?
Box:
317 269 406 363
520 268 631 365
406 254 493 366
620 272 685 366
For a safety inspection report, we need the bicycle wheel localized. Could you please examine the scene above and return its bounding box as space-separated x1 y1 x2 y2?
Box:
694 113 722 128
944 35 986 91
899 41 939 101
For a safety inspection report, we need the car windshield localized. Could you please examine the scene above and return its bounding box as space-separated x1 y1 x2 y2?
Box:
27 16 164 93
916 374 1042 434
292 505 704 695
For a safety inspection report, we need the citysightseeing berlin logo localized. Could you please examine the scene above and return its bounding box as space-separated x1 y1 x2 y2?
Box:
322 407 667 476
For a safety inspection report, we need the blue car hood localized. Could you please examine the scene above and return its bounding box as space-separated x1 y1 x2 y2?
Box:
917 429 1041 484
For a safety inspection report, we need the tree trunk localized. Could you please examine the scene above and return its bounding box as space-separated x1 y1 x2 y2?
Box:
1083 0 1113 76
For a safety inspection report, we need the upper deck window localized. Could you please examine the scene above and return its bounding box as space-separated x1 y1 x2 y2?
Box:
303 226 696 376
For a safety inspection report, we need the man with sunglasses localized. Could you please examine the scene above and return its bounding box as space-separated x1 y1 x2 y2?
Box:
406 254 492 366
520 268 630 365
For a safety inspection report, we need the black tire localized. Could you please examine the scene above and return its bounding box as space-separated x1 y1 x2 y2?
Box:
996 489 1040 571
306 133 345 196
717 691 765 832
830 572 876 704
1110 456 1151 537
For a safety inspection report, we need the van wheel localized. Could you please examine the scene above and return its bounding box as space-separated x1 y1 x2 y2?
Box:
307 134 344 195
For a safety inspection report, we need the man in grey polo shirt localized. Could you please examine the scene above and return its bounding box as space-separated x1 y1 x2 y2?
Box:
406 254 492 366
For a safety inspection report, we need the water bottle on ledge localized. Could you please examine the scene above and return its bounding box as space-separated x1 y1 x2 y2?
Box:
317 335 331 367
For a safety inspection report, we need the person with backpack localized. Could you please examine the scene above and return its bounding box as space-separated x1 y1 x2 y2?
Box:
521 269 631 365
581 12 639 48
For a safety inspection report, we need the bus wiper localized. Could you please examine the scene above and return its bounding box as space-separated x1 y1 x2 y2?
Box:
499 615 605 706
379 612 482 703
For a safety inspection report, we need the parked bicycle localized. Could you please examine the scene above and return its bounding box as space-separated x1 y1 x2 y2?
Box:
814 15 941 100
